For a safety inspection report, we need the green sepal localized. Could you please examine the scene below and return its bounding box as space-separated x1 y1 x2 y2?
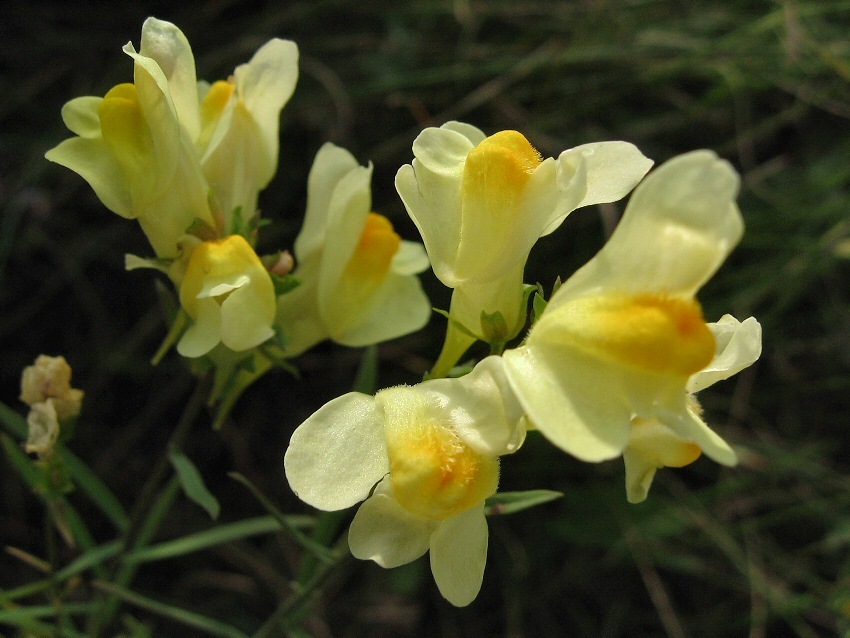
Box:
432 308 483 341
185 217 219 242
484 490 564 516
270 273 300 297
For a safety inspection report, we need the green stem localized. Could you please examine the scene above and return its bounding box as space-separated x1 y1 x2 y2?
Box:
252 536 350 638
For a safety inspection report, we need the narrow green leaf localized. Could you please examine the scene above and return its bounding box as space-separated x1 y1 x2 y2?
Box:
229 473 333 562
1 433 43 490
168 450 220 520
0 603 94 622
61 451 129 532
0 400 27 439
484 490 564 516
91 582 249 638
126 515 313 564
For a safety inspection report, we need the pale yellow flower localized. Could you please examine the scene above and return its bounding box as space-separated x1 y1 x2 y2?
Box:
45 18 298 256
395 122 653 375
284 357 525 606
177 235 276 357
20 355 84 422
623 315 762 502
502 151 745 465
279 143 430 356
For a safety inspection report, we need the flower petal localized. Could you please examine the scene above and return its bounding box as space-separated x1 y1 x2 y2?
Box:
177 297 222 358
540 141 653 235
139 17 200 139
662 406 737 466
284 392 389 511
688 315 762 393
296 143 361 260
348 480 436 568
233 38 299 185
61 96 103 138
316 164 373 301
502 345 633 462
391 240 430 276
429 505 488 607
326 269 431 348
549 150 743 307
45 137 133 219
425 355 526 456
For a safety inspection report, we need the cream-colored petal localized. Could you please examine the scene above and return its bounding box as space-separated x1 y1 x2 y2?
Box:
316 165 373 305
139 17 200 140
411 124 478 176
200 102 263 224
122 44 181 184
61 96 103 138
395 126 471 286
548 151 743 308
623 447 659 504
275 263 326 357
219 277 275 351
688 315 762 393
661 406 737 466
348 480 436 568
45 137 133 219
233 38 299 185
391 241 430 276
296 143 361 260
540 141 653 235
177 297 222 358
440 120 487 146
502 345 633 462
425 355 526 456
429 505 488 607
284 392 389 511
326 269 431 348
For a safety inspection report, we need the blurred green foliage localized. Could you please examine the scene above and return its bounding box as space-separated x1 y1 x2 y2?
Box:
1 0 849 635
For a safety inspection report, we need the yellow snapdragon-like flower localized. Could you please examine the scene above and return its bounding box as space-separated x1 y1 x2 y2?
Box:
395 122 653 375
45 18 298 256
284 357 525 606
502 151 746 465
623 315 762 502
177 235 276 357
20 355 85 457
278 143 431 356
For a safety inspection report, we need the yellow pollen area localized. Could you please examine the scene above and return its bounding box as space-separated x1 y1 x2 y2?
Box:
197 81 237 152
343 213 401 283
387 419 499 521
462 130 542 203
179 235 260 318
98 83 151 159
546 293 716 377
630 418 702 468
201 80 235 124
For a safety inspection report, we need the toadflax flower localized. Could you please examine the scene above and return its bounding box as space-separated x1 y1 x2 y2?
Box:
284 357 525 606
278 143 431 356
45 18 298 257
395 121 653 376
176 234 276 358
20 355 84 457
501 150 747 466
623 315 762 503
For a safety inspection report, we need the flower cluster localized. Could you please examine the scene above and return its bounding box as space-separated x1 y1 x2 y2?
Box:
47 18 430 412
286 146 762 604
49 17 762 608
